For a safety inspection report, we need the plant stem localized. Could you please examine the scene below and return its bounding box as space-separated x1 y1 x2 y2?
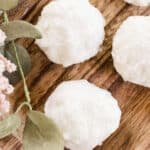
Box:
12 41 31 103
16 102 32 113
3 12 32 106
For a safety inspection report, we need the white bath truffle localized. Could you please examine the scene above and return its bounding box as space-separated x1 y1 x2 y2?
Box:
36 0 105 67
45 80 121 150
112 16 150 88
125 0 150 6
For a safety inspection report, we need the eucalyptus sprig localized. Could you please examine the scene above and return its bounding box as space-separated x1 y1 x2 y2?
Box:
0 1 64 150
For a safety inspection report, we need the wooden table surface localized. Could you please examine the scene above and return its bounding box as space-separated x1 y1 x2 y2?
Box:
0 0 150 150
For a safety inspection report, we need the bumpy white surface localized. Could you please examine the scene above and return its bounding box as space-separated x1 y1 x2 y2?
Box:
45 80 121 150
36 0 105 67
125 0 150 6
112 16 150 88
0 29 6 47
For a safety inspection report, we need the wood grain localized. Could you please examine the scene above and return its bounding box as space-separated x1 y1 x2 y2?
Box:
0 0 150 150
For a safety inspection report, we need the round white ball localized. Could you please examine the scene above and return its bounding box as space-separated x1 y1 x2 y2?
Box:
124 0 150 6
45 80 121 150
36 0 105 67
112 16 150 88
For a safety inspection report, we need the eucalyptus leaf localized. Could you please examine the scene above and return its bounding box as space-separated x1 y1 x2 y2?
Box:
3 43 31 85
0 0 19 11
0 114 21 139
23 111 64 150
0 21 42 41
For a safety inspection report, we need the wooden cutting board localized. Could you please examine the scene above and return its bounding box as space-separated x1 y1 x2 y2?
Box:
0 0 150 150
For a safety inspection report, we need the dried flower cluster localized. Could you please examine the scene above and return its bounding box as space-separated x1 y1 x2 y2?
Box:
0 29 16 118
0 53 16 118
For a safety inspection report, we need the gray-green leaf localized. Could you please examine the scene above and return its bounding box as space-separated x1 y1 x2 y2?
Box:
23 111 64 150
3 43 31 85
0 114 21 139
0 21 42 41
0 0 19 11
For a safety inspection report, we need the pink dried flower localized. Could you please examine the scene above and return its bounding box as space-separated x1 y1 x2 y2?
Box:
0 54 16 73
0 29 6 47
0 76 14 94
5 60 16 73
0 59 5 74
0 54 16 118
0 76 9 91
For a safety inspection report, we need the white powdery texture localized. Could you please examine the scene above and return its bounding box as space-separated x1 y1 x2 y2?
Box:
45 80 121 150
125 0 150 6
36 0 105 67
112 16 150 88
